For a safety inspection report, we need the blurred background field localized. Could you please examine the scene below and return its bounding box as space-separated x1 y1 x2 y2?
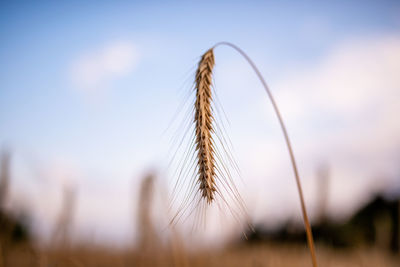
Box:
1 0 400 266
1 151 399 266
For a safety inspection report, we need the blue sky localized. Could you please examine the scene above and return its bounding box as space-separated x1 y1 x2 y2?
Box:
1 1 400 245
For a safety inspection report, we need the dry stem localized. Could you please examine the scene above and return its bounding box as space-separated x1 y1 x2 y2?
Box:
193 42 318 267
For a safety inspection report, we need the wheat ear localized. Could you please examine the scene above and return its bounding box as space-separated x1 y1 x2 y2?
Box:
193 43 318 267
194 49 217 204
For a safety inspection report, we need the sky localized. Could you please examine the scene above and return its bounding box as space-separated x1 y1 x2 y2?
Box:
1 0 400 246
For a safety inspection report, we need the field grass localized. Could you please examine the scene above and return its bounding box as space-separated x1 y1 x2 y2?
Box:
2 242 399 267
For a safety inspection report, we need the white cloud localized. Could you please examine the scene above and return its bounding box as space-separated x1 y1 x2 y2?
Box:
213 35 400 226
274 35 400 158
268 35 400 219
275 35 400 122
70 41 139 91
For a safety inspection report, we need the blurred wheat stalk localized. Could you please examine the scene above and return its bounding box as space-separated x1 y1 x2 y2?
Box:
0 150 10 267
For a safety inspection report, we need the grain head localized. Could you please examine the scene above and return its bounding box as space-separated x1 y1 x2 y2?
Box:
194 49 216 204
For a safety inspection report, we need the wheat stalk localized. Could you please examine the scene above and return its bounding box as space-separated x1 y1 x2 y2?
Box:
192 43 318 267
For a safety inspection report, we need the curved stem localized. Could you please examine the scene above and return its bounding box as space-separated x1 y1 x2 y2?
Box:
213 42 318 267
